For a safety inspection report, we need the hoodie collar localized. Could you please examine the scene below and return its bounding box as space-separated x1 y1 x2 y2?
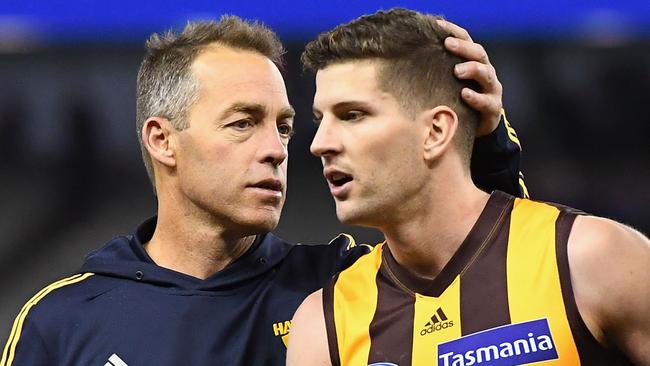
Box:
81 216 293 292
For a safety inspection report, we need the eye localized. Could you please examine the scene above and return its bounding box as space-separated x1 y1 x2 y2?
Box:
229 119 254 130
277 122 294 138
312 114 323 125
341 110 365 122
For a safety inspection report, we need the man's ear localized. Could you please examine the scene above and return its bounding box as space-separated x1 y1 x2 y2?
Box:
422 106 458 162
141 117 177 168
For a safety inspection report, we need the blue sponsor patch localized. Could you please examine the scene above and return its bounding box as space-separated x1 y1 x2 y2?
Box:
368 363 399 366
437 318 558 366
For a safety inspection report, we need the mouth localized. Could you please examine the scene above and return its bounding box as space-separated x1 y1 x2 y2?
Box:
324 169 353 198
248 179 284 198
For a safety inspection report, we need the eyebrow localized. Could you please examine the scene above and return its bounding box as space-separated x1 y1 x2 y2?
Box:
220 102 295 121
313 100 373 116
279 106 296 121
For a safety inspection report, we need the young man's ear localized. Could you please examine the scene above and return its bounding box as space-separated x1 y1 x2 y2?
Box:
422 105 458 162
141 117 177 168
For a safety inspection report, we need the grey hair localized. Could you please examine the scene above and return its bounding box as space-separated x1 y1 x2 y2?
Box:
136 16 284 191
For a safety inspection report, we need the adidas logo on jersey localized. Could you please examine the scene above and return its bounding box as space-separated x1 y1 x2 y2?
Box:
420 307 454 336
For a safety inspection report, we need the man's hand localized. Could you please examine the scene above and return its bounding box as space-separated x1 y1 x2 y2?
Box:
438 19 503 136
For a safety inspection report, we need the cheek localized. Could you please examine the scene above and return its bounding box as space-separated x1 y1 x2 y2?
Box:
366 125 420 164
368 131 423 188
280 158 288 175
177 137 233 180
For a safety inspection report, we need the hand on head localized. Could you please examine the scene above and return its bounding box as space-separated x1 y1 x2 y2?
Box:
438 19 503 136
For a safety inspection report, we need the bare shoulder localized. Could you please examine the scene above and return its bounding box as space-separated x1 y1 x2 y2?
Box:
292 289 324 327
571 214 648 246
569 216 650 287
568 215 650 363
286 289 332 366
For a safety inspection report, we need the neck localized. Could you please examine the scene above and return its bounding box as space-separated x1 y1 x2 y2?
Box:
381 171 489 280
144 188 255 280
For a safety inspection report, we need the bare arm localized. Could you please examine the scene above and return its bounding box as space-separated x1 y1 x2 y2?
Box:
569 215 650 364
286 290 332 366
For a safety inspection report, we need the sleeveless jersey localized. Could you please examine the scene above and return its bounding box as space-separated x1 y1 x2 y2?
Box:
323 191 631 366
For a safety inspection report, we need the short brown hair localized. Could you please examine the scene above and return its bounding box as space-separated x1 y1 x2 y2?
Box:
302 8 479 164
136 15 285 189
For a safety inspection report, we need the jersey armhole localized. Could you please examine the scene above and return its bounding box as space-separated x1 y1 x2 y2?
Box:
555 211 630 364
322 275 341 366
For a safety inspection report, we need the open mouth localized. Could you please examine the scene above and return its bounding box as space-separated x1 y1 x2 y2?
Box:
326 171 353 187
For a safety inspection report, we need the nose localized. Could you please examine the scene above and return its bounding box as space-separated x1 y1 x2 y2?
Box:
258 124 288 166
310 118 341 158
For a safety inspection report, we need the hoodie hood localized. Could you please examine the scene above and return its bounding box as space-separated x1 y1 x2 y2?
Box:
80 216 293 292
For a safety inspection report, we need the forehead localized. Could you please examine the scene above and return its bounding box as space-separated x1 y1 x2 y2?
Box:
191 44 289 107
313 60 396 111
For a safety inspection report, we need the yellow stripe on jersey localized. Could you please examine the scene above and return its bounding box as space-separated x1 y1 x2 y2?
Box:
501 109 521 148
333 244 383 365
412 276 462 364
507 199 579 365
0 273 94 366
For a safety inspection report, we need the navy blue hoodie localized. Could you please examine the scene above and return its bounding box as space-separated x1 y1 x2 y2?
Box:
1 217 367 365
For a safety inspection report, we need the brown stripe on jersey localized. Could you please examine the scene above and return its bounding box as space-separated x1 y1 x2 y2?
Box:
367 265 416 365
555 211 634 365
380 191 514 298
322 275 342 366
459 206 512 335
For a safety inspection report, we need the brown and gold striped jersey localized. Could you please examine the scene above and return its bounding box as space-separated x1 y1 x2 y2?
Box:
323 191 631 366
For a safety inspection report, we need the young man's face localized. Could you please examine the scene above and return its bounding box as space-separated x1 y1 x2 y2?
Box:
171 45 294 235
311 60 431 228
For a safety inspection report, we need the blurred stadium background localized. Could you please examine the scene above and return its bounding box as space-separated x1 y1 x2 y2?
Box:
1 0 649 335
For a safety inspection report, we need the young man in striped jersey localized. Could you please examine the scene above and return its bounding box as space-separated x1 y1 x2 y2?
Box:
2 14 526 366
288 8 650 366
